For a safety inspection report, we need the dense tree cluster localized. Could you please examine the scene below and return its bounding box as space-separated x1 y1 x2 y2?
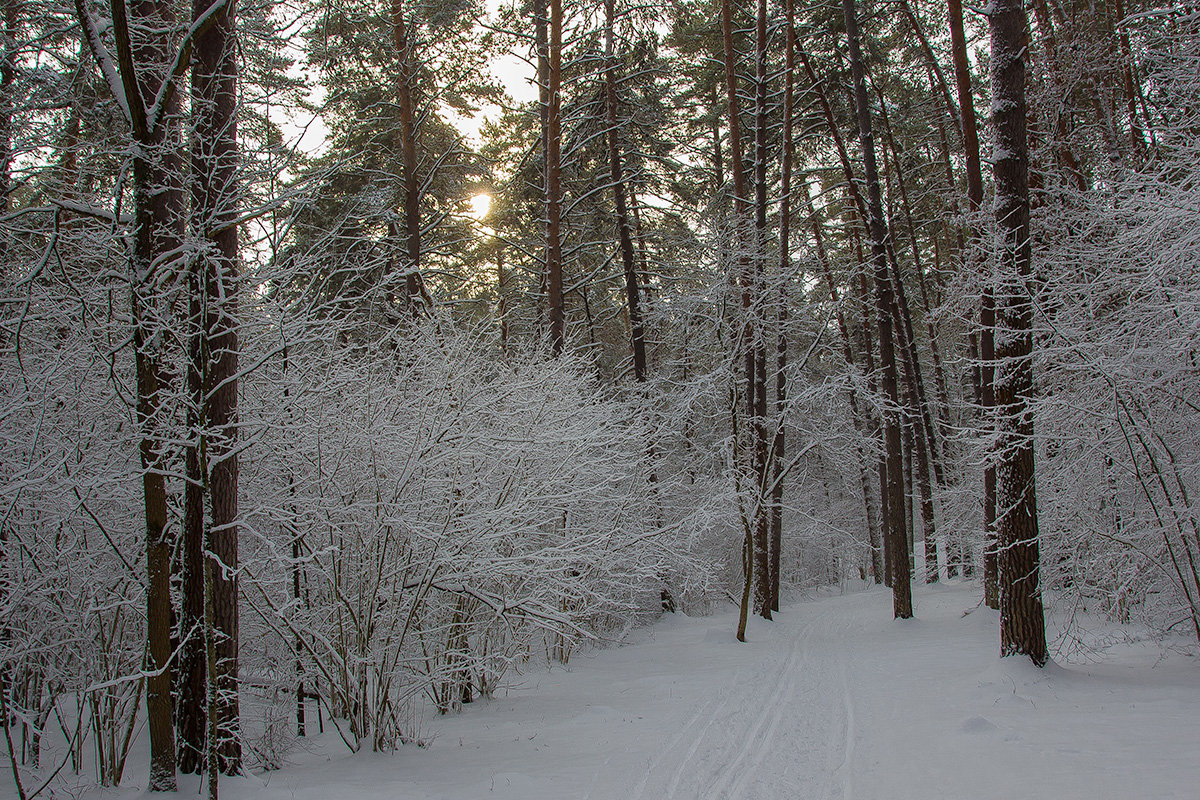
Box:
2 0 1198 792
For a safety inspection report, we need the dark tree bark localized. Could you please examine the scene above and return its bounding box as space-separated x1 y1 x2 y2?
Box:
769 0 797 614
990 0 1047 666
874 88 942 582
948 0 998 606
192 0 242 772
0 3 13 721
74 0 191 785
751 0 771 620
842 0 912 618
947 0 984 211
544 0 561 355
0 0 14 221
627 181 652 308
602 0 646 383
720 0 753 642
391 0 429 314
534 0 549 338
546 0 564 355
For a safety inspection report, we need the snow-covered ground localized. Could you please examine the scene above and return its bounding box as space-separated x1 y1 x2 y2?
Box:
13 583 1200 799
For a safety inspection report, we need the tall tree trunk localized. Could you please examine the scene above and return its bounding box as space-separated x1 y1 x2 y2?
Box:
132 118 180 798
897 0 960 134
947 0 984 211
874 88 942 581
193 0 242 771
949 0 998 605
770 0 797 614
75 0 187 784
534 0 549 339
797 51 892 576
391 1 427 314
132 86 182 797
0 2 14 732
751 0 771 620
546 0 564 355
603 0 646 383
990 0 1047 666
842 0 912 618
627 181 652 308
0 0 14 224
721 0 754 641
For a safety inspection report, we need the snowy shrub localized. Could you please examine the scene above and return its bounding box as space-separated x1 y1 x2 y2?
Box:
238 317 711 751
1032 16 1200 647
0 258 147 786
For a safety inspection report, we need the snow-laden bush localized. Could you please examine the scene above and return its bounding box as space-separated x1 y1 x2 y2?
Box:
239 319 713 752
1032 15 1200 648
0 255 147 786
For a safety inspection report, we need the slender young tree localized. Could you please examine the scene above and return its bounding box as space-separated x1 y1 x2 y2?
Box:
989 0 1047 665
946 0 998 606
720 0 755 641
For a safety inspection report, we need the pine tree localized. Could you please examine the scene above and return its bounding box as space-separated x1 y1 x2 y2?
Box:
989 0 1047 666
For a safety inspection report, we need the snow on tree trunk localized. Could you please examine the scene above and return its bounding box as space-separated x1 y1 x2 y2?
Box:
192 0 243 771
989 0 1048 667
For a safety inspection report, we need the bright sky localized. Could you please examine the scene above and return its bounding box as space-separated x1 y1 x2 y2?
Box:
449 0 539 145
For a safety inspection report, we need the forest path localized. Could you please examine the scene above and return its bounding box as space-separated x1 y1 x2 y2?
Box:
617 592 856 800
148 582 1200 800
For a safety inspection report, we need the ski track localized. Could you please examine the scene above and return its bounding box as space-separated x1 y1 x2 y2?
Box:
705 631 808 799
835 656 856 800
627 692 721 800
633 601 854 800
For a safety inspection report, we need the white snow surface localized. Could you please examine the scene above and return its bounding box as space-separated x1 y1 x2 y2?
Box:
15 583 1200 799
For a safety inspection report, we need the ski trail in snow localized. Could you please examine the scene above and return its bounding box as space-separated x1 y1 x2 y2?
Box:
648 611 832 800
693 631 803 799
803 598 856 800
622 596 862 800
660 687 728 799
657 640 787 799
627 692 720 800
715 631 809 799
834 654 856 800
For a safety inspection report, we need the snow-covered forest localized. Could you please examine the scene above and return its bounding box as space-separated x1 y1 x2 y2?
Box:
1 0 1198 795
